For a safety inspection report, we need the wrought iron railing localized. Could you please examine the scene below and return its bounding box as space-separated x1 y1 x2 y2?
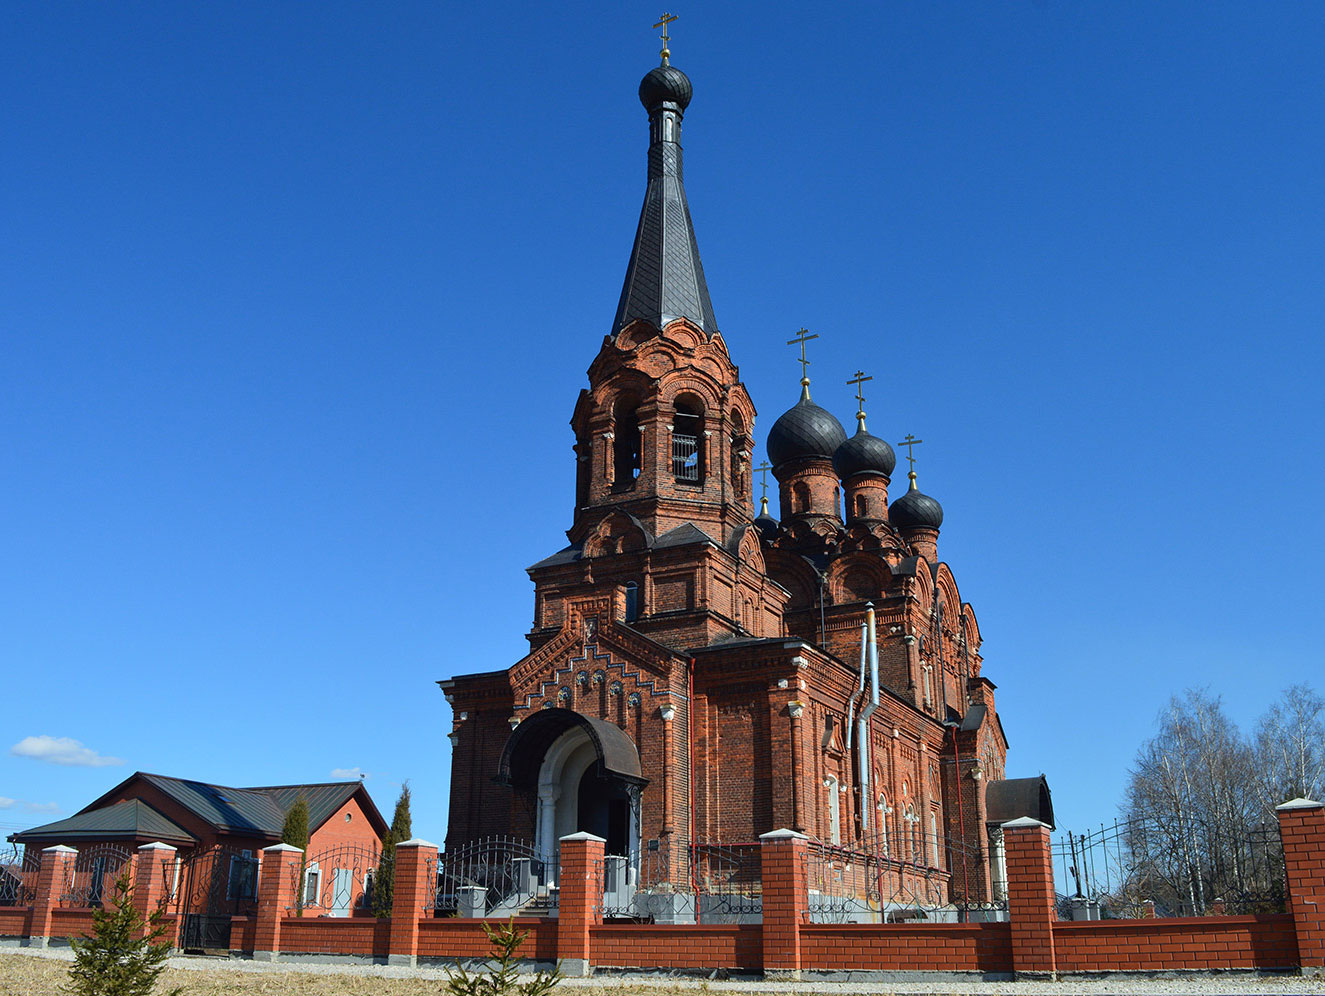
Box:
0 845 39 906
290 843 380 914
596 839 762 922
433 836 559 917
60 844 134 908
1052 816 1286 918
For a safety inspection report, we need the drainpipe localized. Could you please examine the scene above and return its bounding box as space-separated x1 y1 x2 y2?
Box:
858 604 879 838
847 621 867 837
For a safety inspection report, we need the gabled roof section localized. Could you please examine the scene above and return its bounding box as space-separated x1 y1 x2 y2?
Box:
77 772 385 842
10 799 194 846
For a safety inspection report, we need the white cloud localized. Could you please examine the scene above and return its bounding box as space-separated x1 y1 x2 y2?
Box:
10 735 124 767
330 767 366 780
0 797 15 809
25 802 60 814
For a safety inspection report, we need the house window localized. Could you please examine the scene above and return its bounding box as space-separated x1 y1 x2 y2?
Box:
228 850 258 901
303 862 321 907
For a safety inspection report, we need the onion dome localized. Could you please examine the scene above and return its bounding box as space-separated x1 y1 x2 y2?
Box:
766 384 848 468
889 473 944 530
833 415 897 480
639 65 693 110
754 496 779 540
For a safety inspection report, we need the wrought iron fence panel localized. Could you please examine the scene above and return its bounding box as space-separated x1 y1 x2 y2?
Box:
173 844 261 950
435 836 559 917
60 843 134 908
0 845 39 906
1052 816 1286 918
804 831 999 923
596 839 761 923
290 843 381 915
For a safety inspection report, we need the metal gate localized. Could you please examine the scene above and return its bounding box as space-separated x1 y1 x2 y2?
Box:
174 845 259 951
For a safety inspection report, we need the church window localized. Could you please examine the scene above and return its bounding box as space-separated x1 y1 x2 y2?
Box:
855 493 868 518
878 794 891 856
624 581 639 622
792 481 810 513
730 410 747 496
930 812 939 867
833 486 840 517
824 776 841 845
673 396 704 484
613 398 642 489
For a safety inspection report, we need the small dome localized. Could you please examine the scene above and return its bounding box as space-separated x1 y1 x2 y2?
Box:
833 424 896 480
767 395 848 468
890 475 944 531
639 65 693 111
754 497 779 540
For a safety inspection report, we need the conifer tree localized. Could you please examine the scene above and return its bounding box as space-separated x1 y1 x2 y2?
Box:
282 794 310 916
372 782 412 918
66 871 183 996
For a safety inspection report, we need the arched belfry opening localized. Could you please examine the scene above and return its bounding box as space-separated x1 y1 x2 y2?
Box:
497 709 647 863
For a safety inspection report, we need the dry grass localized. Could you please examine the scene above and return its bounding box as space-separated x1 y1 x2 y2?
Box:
0 953 704 996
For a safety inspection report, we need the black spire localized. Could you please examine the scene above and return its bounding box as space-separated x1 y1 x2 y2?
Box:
613 57 718 337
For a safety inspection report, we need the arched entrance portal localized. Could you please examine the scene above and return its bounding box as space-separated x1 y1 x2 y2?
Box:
497 708 647 867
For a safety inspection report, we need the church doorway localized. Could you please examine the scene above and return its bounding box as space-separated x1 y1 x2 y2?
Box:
496 708 647 871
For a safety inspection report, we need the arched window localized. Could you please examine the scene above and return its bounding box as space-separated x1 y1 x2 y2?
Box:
878 793 891 857
792 481 810 513
833 486 840 517
930 812 939 867
613 397 641 489
623 581 639 622
729 410 747 497
673 395 704 484
824 776 841 845
905 805 917 861
854 493 868 518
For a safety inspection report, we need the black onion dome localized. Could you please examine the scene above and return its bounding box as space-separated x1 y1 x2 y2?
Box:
766 396 848 468
889 477 944 531
639 65 693 110
833 426 897 480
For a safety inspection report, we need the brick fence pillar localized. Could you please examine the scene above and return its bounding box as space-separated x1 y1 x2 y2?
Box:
1003 817 1056 979
759 828 808 981
388 838 437 968
28 845 77 948
1277 798 1325 976
132 842 178 945
252 843 302 962
557 832 605 978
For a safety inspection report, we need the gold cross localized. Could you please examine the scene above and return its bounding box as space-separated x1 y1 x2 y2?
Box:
654 12 677 61
755 460 772 501
847 370 873 414
898 434 924 475
786 328 818 382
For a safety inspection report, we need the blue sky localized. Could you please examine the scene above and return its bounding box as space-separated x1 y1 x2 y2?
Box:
3 2 1322 850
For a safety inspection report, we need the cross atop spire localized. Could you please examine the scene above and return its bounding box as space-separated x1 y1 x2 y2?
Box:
898 433 924 483
847 370 872 430
654 12 677 65
755 460 772 502
787 328 818 399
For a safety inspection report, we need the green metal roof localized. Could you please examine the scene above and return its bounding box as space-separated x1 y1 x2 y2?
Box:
12 799 194 845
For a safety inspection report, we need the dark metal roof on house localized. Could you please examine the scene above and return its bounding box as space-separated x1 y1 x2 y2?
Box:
986 776 1056 830
613 62 717 336
10 799 194 845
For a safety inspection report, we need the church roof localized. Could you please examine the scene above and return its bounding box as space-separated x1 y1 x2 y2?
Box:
612 61 718 337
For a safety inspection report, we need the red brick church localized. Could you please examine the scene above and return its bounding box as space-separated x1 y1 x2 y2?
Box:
440 46 1051 917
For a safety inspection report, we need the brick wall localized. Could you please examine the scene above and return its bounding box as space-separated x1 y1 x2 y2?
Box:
1053 916 1299 972
416 918 557 962
591 924 761 971
799 922 1011 973
278 917 390 958
0 909 31 937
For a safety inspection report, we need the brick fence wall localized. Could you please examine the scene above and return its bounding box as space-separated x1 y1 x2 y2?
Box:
3 800 1321 980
